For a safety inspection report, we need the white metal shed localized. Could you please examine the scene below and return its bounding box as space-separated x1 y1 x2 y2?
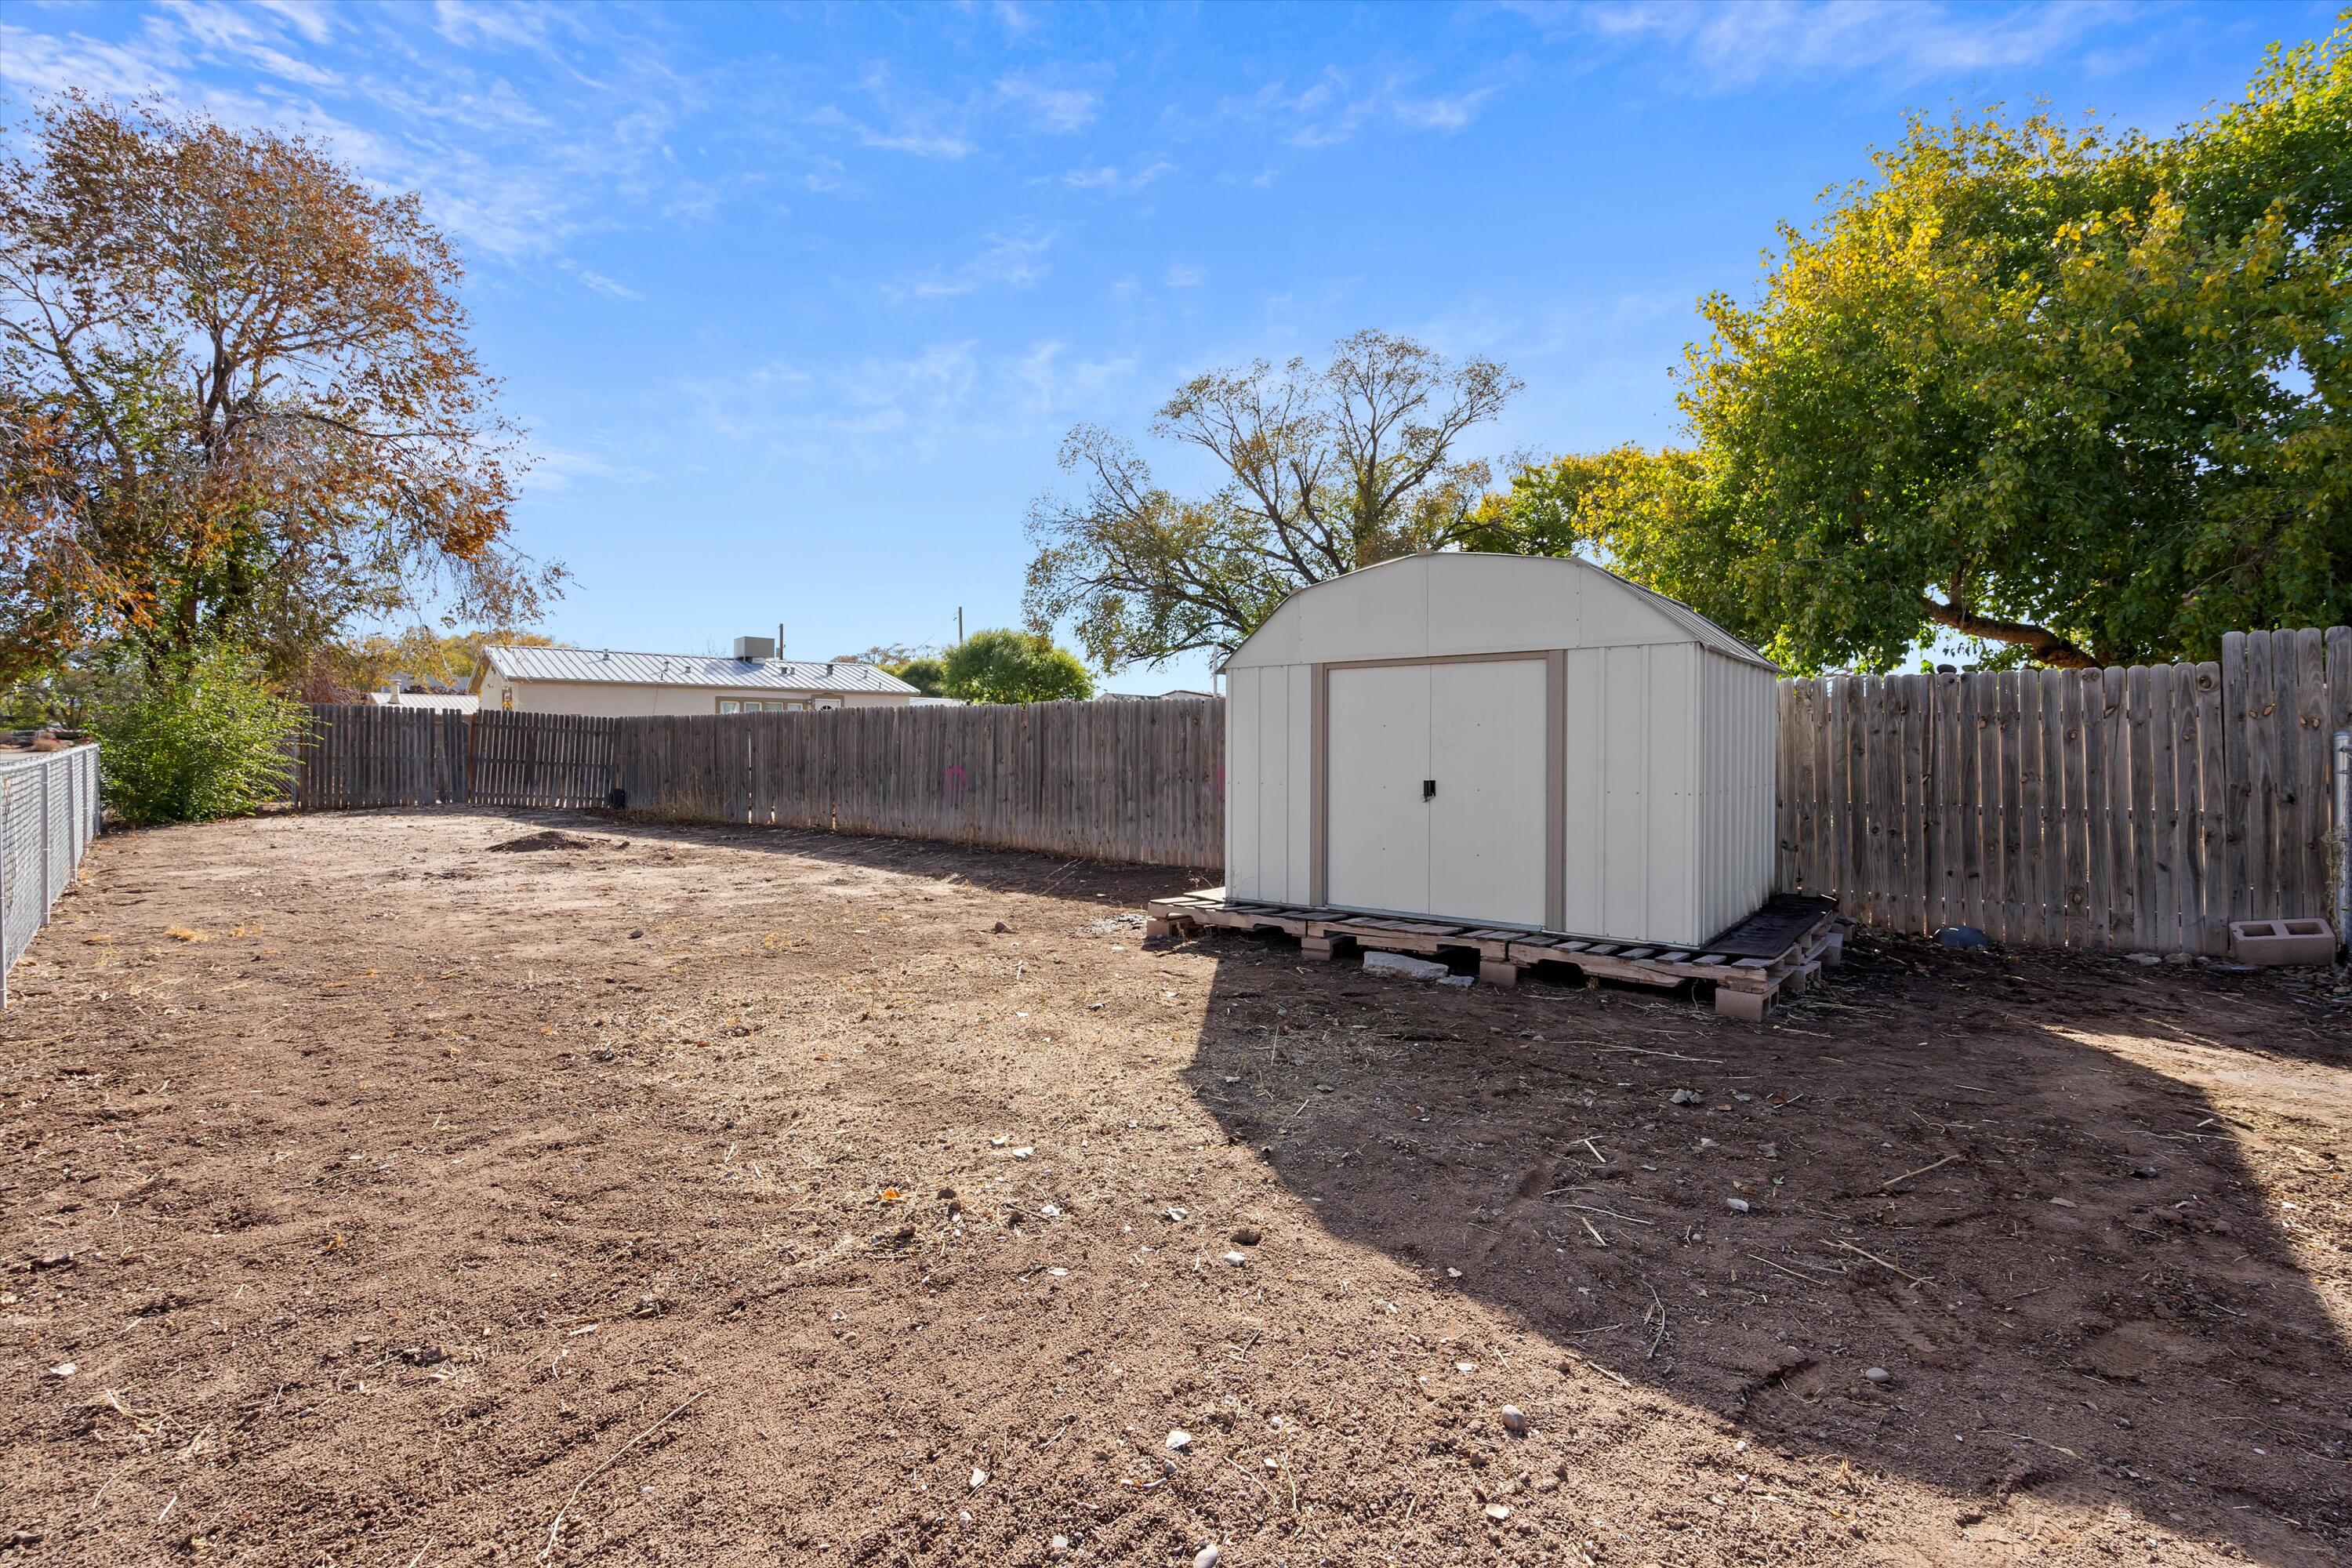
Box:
1221 552 1779 947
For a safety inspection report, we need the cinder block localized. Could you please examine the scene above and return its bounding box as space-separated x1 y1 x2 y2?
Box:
1143 917 1173 939
1477 959 1519 988
2229 918 2339 966
1300 936 1340 962
1822 931 1845 967
1714 985 1769 1022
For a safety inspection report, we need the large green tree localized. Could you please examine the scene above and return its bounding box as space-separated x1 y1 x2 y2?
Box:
1025 331 1518 668
1481 24 2350 672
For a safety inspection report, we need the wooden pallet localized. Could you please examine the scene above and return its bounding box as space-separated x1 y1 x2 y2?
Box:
1145 890 1847 1020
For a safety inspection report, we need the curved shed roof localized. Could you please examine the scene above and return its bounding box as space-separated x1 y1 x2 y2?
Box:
1222 552 1773 672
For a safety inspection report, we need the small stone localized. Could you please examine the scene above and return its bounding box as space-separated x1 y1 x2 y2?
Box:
1229 1227 1261 1246
47 1362 76 1378
1436 973 1475 988
1445 1267 1463 1279
1040 1203 1061 1218
1936 925 1989 949
2049 1196 2077 1207
992 920 1011 934
628 928 644 939
1222 1250 1247 1266
970 1467 988 1489
2125 951 2161 967
1485 1503 1512 1522
1163 1207 1188 1223
1455 1359 1477 1374
1669 1088 1702 1105
1726 1197 1750 1214
1051 1535 1071 1555
1864 1367 1891 1384
1166 1428 1192 1452
1011 1146 1034 1160
1047 1267 1069 1277
1501 1404 1528 1435
2131 1166 2158 1180
1193 1544 1221 1568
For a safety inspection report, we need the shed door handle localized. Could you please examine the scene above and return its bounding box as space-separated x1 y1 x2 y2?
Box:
1422 779 1436 800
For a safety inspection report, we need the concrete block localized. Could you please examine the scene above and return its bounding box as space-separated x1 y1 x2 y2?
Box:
2229 918 2338 967
1476 959 1519 988
1363 950 1449 982
1713 985 1769 1022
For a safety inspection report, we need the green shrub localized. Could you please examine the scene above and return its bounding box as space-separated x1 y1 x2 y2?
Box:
95 644 301 825
940 630 1095 704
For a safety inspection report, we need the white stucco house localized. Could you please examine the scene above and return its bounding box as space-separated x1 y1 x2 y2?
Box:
470 637 921 716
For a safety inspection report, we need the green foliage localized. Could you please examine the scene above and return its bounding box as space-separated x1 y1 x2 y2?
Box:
93 642 301 825
939 630 1095 705
1490 23 2351 673
888 655 947 696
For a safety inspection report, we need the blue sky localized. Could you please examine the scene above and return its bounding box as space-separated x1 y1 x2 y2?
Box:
2 1 2339 691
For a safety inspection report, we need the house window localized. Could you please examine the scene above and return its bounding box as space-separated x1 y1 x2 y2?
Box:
719 699 811 714
717 700 740 714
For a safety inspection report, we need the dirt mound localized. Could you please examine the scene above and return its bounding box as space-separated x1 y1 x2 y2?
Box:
485 829 616 853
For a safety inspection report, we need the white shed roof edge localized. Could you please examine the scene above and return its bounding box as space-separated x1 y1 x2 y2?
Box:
1218 552 1777 673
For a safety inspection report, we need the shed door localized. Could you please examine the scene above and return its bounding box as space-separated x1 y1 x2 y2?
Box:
1326 665 1431 917
1325 659 1548 927
1428 660 1547 927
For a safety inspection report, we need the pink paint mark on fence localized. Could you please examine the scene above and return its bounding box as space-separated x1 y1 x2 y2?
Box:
1213 764 1225 791
942 764 966 799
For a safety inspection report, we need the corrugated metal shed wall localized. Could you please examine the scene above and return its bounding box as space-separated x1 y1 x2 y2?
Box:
1225 664 1312 903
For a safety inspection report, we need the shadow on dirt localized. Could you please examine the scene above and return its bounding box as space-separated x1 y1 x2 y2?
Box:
1173 923 2350 1566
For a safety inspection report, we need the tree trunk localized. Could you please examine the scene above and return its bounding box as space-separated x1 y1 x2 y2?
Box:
1920 597 2097 668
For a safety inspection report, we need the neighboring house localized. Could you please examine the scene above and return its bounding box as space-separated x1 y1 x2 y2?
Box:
368 689 479 713
469 637 920 716
1101 687 1218 701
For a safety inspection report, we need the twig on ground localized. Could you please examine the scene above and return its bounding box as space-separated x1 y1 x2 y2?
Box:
1582 1137 1607 1165
1879 1153 1959 1191
1577 1215 1609 1248
1644 1280 1668 1360
1826 1237 1932 1287
1744 1251 1825 1287
539 1390 705 1564
1547 1200 1654 1225
1595 1045 1726 1065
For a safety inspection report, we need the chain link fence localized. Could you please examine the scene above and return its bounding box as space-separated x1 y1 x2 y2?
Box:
2 745 102 1006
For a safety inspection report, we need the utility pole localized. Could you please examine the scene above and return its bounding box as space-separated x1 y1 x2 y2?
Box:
956 607 964 646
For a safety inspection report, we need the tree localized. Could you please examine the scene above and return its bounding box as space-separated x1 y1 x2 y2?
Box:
0 95 558 685
1539 27 2350 673
939 629 1094 704
888 655 946 696
1025 330 1519 667
307 627 557 699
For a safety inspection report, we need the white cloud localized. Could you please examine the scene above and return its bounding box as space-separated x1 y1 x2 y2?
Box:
1061 157 1174 192
887 232 1054 301
1549 0 2114 90
1210 66 1502 148
996 67 1106 133
1163 261 1203 288
560 260 641 300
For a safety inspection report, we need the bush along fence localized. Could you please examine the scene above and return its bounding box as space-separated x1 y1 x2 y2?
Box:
1777 626 2352 956
2 745 103 1004
294 699 1225 871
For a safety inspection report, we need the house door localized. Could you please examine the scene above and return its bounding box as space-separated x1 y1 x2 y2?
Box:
1325 659 1548 927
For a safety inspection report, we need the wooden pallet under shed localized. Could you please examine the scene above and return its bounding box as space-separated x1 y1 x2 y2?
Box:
1145 891 1847 1019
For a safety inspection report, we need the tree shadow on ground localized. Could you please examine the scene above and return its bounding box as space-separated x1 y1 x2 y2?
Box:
1174 924 2351 1566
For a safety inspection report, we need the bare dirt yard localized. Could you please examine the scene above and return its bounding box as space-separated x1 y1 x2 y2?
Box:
2 809 2347 1567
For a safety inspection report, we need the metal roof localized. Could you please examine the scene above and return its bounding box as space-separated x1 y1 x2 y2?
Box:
475 644 920 695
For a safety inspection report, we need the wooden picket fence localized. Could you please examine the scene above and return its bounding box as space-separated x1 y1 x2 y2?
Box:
294 699 1225 871
612 700 1224 869
1776 626 2352 954
294 706 617 811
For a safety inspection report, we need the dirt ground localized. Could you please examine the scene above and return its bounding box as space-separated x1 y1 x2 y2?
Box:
2 809 2347 1567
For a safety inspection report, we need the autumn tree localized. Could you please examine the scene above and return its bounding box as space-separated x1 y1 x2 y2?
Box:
1488 27 2350 673
939 629 1094 704
1024 330 1519 667
0 95 558 684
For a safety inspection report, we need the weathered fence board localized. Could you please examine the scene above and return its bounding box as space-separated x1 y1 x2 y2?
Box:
1777 626 2349 953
